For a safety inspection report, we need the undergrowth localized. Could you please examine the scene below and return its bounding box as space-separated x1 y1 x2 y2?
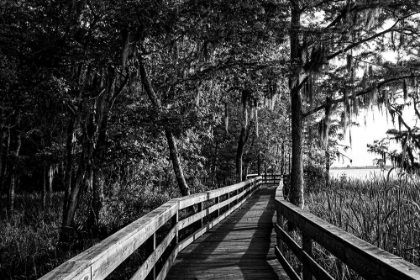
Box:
0 182 183 280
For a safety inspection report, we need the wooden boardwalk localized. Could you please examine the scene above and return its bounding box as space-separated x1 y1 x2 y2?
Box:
166 185 290 280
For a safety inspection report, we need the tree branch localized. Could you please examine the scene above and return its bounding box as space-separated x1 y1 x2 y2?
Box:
303 74 419 118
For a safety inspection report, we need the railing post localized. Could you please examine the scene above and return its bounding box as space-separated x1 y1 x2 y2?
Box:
198 202 204 228
173 211 179 245
227 191 231 210
146 233 157 280
277 211 284 254
215 196 220 217
302 230 312 280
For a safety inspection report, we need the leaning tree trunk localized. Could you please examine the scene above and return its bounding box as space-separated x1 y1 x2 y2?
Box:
89 105 110 227
140 59 190 196
165 129 190 196
289 3 305 208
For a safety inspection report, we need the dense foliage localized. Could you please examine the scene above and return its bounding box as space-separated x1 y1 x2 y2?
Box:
1 0 420 279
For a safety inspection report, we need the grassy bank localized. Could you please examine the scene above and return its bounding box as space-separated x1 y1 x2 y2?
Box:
303 175 420 278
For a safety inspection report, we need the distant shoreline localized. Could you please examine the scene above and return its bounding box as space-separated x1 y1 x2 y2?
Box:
330 166 392 170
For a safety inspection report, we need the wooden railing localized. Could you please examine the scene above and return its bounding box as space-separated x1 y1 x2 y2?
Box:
40 176 266 280
247 173 282 185
274 176 420 280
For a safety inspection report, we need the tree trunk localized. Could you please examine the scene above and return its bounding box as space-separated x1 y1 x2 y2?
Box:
236 121 253 183
62 157 85 229
47 165 53 205
281 142 285 174
325 150 331 187
236 127 246 182
324 98 332 188
289 3 305 208
212 141 218 185
89 168 105 227
257 152 261 175
8 171 16 217
0 121 4 195
7 111 21 218
61 119 75 240
165 129 190 196
42 166 47 209
140 59 190 196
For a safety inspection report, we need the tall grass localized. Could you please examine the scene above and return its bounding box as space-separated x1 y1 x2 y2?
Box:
303 174 420 278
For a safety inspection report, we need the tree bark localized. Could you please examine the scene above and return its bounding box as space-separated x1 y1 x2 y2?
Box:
7 111 21 217
236 121 253 183
62 155 86 229
325 150 331 187
89 169 105 226
324 98 332 187
236 127 246 182
48 165 53 205
165 129 190 196
0 120 4 196
8 171 16 217
289 3 305 208
281 142 285 174
257 152 261 175
212 141 218 185
61 119 76 240
42 166 47 209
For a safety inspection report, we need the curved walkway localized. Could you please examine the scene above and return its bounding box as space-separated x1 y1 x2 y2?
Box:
165 185 290 280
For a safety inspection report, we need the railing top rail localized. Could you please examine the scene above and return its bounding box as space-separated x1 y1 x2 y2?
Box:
275 177 420 280
178 179 253 209
40 176 262 280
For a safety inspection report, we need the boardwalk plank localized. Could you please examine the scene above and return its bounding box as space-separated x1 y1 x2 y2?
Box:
165 185 289 280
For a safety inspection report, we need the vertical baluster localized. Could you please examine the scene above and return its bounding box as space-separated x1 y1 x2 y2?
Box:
198 202 204 228
215 196 220 217
302 229 312 280
173 211 179 245
277 211 284 254
146 233 157 280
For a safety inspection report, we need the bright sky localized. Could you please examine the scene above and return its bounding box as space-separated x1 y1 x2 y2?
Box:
332 31 418 167
333 105 417 167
